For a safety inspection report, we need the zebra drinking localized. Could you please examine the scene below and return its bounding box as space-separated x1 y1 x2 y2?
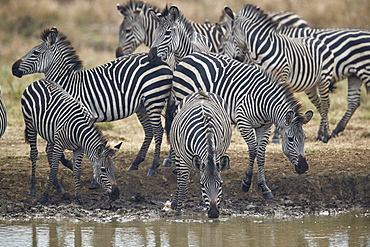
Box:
116 0 222 57
12 27 173 177
22 79 120 205
222 5 334 143
166 52 313 199
169 90 231 218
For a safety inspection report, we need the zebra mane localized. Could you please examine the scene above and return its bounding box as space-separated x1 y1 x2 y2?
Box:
239 4 280 32
160 5 193 36
40 28 83 72
120 0 160 16
278 80 307 123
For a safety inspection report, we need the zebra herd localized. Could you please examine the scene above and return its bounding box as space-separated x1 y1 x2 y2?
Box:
3 0 369 218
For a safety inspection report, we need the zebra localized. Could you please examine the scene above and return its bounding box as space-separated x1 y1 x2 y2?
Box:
148 5 214 71
12 27 173 177
22 79 120 205
275 16 370 139
116 0 222 58
221 5 334 143
0 87 7 138
169 90 231 218
165 51 313 199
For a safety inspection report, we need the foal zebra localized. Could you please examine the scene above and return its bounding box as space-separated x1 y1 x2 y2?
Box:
148 5 213 70
169 90 231 218
166 52 313 199
0 88 7 138
116 0 222 57
22 79 120 205
222 5 334 143
12 27 173 177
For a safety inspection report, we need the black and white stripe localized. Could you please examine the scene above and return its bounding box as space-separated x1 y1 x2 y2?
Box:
148 5 213 70
0 87 7 138
116 0 222 58
166 52 313 199
169 90 231 218
278 18 370 137
22 79 120 205
222 5 334 143
12 27 173 177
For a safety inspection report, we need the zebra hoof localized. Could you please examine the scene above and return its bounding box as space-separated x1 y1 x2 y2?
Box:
271 137 280 144
147 169 157 177
28 187 36 196
241 180 251 192
162 158 172 167
128 164 138 171
262 190 274 199
88 179 100 189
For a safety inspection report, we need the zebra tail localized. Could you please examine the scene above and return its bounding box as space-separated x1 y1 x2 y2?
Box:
24 129 30 144
329 81 337 93
164 92 177 143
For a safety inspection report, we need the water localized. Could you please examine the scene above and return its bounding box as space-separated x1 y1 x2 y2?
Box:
0 211 369 247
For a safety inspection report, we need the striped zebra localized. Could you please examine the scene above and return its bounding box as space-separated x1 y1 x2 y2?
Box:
221 5 334 143
169 90 231 218
116 0 222 58
22 79 120 205
0 87 7 138
148 5 213 70
276 17 370 138
12 27 173 177
166 52 313 199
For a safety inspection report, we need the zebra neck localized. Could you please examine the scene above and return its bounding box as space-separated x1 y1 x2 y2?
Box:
45 69 83 95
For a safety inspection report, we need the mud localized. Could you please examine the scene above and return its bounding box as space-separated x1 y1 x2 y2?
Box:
0 120 369 221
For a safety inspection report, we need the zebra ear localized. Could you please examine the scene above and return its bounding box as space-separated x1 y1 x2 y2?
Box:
46 28 58 46
169 6 180 22
224 7 235 21
108 142 122 157
192 155 203 171
303 110 314 124
285 110 295 125
219 155 230 171
117 4 125 15
149 8 160 22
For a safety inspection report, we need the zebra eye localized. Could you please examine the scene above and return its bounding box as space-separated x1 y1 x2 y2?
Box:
101 167 106 172
125 29 131 34
33 50 40 56
288 137 294 142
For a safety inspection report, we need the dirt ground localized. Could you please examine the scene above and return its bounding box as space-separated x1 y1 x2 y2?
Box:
0 115 369 220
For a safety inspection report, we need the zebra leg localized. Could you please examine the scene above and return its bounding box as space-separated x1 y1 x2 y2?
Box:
60 153 73 171
317 82 332 143
332 75 362 137
28 132 38 196
237 120 257 193
271 127 280 144
146 114 164 177
171 160 189 216
305 87 326 141
129 105 153 170
40 147 63 205
255 126 274 199
46 143 65 195
72 149 85 205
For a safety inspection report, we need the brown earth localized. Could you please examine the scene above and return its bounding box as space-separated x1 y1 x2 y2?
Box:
0 115 369 220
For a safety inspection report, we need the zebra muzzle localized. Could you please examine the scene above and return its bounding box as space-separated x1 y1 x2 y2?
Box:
108 184 120 200
208 201 220 218
295 155 308 174
12 60 23 78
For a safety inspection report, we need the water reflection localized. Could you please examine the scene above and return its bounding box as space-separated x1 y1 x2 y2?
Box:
0 211 369 247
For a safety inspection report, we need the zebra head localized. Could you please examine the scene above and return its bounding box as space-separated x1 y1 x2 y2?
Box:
280 110 313 174
148 6 192 68
116 1 159 57
12 27 82 79
193 152 230 218
93 142 122 200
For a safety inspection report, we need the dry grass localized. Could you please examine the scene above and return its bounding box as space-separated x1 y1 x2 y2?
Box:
0 0 369 133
